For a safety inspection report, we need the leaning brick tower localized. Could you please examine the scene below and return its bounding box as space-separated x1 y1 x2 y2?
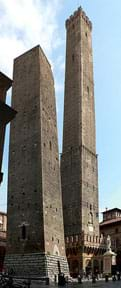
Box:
5 46 69 279
61 7 100 273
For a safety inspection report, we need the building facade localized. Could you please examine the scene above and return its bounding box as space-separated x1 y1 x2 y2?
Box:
5 46 69 278
61 7 103 276
100 208 121 272
0 212 7 272
0 72 16 184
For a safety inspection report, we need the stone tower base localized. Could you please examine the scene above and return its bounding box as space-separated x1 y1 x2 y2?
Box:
4 253 69 280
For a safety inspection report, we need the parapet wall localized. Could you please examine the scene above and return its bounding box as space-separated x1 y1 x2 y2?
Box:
66 6 92 31
65 233 106 249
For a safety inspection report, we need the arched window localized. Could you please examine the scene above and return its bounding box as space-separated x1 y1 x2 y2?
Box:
88 212 93 224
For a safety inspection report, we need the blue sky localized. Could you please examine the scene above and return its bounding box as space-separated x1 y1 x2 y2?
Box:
0 0 121 220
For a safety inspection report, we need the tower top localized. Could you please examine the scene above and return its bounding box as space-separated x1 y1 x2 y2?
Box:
66 6 92 31
14 45 51 70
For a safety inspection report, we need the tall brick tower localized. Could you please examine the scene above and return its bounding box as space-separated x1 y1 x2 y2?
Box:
0 72 16 184
61 8 101 275
5 46 69 278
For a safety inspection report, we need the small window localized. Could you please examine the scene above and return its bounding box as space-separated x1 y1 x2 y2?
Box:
22 225 26 240
66 237 69 243
85 32 88 37
88 212 93 224
0 223 3 231
49 141 52 150
87 86 89 94
72 54 74 62
116 238 119 248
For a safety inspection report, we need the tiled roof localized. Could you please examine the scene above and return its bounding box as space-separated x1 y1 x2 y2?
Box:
100 217 121 226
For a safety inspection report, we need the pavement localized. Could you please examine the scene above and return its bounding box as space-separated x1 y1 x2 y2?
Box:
1 275 121 288
18 279 121 288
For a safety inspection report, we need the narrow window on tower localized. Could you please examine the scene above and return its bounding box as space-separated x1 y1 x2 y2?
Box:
72 54 74 62
21 224 26 240
87 86 89 96
88 212 93 224
49 141 52 150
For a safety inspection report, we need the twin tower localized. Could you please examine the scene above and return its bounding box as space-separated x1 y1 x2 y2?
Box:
5 7 99 278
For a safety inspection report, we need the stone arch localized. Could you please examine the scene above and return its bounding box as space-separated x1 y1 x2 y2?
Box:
53 244 60 256
85 259 92 275
71 259 79 277
93 259 99 274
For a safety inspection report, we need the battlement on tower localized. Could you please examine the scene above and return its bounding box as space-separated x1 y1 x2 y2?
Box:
66 6 92 30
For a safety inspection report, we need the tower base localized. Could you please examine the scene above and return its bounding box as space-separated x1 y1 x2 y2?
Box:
4 253 69 280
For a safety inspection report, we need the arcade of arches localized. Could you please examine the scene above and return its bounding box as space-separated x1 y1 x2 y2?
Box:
66 243 105 277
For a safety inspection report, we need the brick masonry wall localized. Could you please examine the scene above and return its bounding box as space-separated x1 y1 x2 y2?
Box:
6 45 69 276
61 8 99 239
4 253 69 279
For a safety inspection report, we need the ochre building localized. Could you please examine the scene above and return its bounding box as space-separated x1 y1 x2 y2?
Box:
100 208 121 272
0 212 7 272
61 7 105 276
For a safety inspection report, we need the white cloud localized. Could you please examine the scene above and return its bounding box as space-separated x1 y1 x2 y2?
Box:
0 0 64 77
0 0 65 212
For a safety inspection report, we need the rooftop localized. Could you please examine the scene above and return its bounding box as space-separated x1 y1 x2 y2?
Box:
102 208 121 214
100 217 121 226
